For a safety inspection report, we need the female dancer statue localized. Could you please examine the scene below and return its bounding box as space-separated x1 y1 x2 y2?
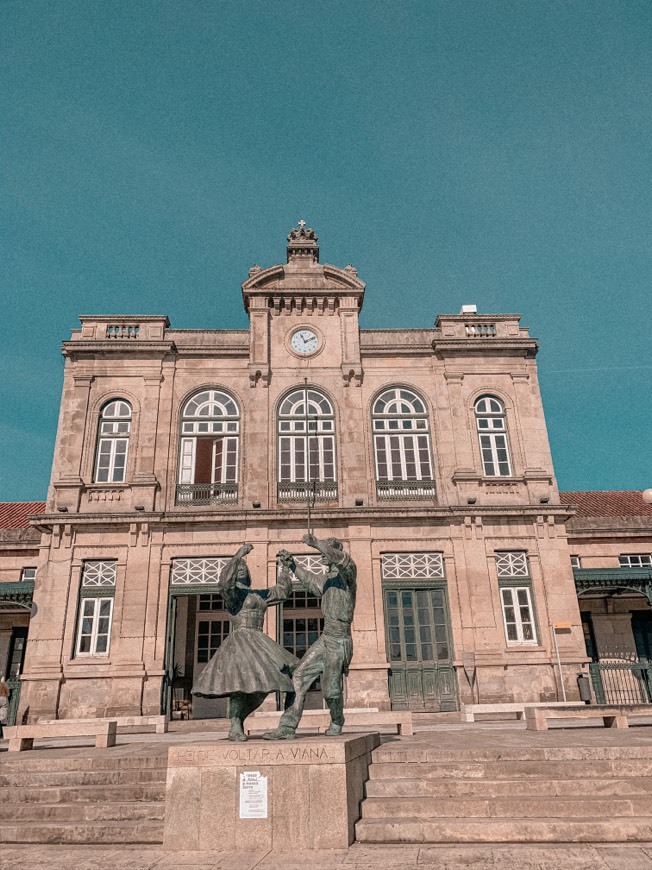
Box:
192 544 297 741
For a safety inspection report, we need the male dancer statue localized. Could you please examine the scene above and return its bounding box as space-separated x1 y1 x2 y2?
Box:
264 533 356 739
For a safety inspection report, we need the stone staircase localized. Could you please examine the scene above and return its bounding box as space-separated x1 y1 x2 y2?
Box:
0 747 167 844
356 741 652 843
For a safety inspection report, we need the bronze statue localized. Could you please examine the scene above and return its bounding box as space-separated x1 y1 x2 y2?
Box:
264 533 357 739
191 544 297 741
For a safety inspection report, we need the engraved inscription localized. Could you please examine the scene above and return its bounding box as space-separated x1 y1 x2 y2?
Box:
171 745 333 767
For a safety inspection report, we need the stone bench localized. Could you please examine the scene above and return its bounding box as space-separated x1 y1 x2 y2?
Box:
38 714 168 734
4 720 118 751
524 704 652 731
246 708 413 736
460 701 580 723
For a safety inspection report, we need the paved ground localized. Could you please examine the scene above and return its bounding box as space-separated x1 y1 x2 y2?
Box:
4 843 652 869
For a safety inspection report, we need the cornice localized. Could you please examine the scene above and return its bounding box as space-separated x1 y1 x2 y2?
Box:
432 338 539 358
62 340 176 359
30 503 575 529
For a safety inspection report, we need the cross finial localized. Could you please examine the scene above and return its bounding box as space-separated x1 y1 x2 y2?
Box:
298 219 306 229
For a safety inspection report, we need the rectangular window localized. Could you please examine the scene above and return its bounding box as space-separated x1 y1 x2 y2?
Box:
278 435 335 482
95 437 129 483
496 551 538 645
75 560 116 658
20 567 36 581
619 554 652 568
500 586 537 644
570 555 582 569
196 618 230 663
479 432 511 477
75 597 114 656
374 433 433 481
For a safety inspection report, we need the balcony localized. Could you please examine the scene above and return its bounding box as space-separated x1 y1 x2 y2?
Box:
376 480 437 500
175 483 238 506
277 481 338 503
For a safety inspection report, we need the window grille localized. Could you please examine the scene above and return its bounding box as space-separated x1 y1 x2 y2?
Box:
81 560 117 587
293 554 328 575
495 551 528 578
381 553 445 580
171 558 228 586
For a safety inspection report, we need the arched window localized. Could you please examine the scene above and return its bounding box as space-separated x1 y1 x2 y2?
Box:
475 396 512 476
277 387 337 501
177 390 240 504
94 400 131 483
372 388 435 498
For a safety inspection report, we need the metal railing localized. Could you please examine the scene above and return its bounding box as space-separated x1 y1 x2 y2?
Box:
589 652 652 705
376 480 437 500
175 483 238 506
6 677 22 726
277 481 338 502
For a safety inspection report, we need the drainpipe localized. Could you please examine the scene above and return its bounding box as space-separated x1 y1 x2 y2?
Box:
551 623 567 702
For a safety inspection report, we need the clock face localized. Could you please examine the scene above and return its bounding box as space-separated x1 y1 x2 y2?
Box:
290 328 319 355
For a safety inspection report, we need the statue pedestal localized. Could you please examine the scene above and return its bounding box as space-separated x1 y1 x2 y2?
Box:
163 733 380 851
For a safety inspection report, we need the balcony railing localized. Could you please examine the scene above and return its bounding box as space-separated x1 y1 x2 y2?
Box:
175 483 238 506
465 323 496 337
376 480 437 500
277 481 338 502
106 324 140 339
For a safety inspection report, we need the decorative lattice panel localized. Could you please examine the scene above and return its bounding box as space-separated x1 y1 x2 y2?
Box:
495 552 529 578
171 558 228 586
293 554 328 575
81 561 117 587
381 553 445 580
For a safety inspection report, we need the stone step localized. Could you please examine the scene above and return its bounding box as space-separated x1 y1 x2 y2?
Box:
355 817 652 844
371 745 652 764
360 795 649 819
0 801 166 823
7 783 166 804
0 753 167 773
365 776 652 799
0 819 164 845
366 759 652 780
0 767 166 788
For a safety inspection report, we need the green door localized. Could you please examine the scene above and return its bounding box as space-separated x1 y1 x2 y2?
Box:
384 586 457 712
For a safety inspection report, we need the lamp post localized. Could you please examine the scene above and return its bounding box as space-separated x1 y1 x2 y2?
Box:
643 489 652 505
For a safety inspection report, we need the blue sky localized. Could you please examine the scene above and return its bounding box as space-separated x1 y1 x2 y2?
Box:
2 1 651 499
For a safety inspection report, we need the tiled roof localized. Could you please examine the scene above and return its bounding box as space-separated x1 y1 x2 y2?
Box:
0 502 46 529
560 491 652 518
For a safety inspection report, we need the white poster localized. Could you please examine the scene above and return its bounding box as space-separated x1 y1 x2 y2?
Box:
239 771 268 819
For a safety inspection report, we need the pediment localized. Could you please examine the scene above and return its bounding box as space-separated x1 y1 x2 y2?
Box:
242 262 365 294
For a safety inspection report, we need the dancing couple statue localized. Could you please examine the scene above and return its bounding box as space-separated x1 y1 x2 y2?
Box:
191 534 356 741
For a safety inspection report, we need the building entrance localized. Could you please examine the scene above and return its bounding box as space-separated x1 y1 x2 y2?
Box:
383 585 457 712
164 573 326 718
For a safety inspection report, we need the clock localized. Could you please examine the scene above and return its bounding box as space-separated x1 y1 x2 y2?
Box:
290 328 319 355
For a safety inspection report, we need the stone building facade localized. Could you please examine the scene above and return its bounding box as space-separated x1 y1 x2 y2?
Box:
563 491 652 685
5 226 644 723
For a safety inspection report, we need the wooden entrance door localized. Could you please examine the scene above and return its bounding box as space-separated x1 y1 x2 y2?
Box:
384 586 457 712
